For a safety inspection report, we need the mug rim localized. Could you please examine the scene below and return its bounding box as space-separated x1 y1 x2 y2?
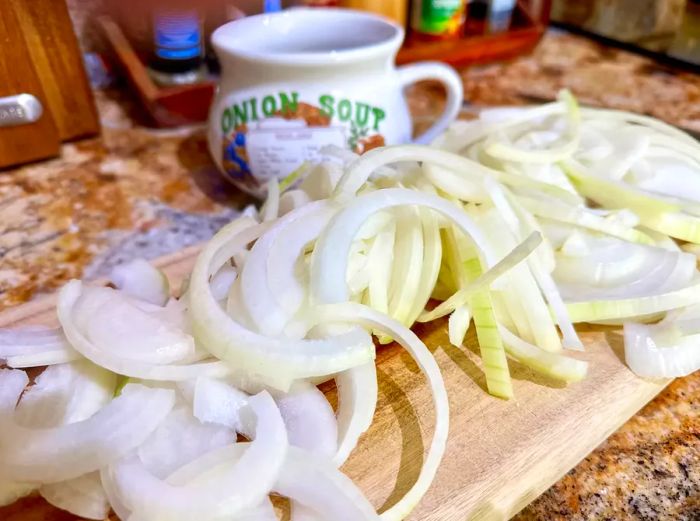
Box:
211 8 405 66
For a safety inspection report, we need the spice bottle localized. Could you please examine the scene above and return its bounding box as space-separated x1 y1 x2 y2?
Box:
411 0 468 38
148 6 205 86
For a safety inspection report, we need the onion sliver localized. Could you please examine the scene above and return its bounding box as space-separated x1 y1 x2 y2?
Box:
317 303 448 521
193 377 251 436
137 407 234 479
336 145 580 204
333 361 377 466
109 259 170 306
311 188 496 306
15 360 116 428
240 201 336 336
498 327 587 382
485 90 581 164
58 280 231 381
5 350 82 368
189 217 375 390
112 391 286 521
566 278 700 322
40 472 109 520
0 371 175 483
0 326 75 357
418 231 542 322
624 321 700 378
275 381 338 458
275 446 380 521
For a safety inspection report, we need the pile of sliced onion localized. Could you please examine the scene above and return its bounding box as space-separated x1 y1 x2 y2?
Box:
1 90 698 520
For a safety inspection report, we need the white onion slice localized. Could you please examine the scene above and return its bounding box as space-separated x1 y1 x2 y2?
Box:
311 187 495 306
58 280 231 381
0 326 81 368
624 320 700 378
261 179 280 222
5 349 82 368
112 391 286 521
318 303 448 521
40 472 109 520
279 189 313 216
0 481 35 507
15 360 116 428
193 377 252 437
0 326 74 356
274 381 338 458
189 217 375 390
333 361 377 466
209 264 237 303
0 371 175 483
240 201 336 336
275 446 380 521
176 443 380 521
137 406 234 479
76 285 195 364
109 259 170 306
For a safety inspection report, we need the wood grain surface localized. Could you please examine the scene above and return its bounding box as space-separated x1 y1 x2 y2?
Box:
0 245 670 521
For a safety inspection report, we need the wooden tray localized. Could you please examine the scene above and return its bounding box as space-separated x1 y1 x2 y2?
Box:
97 16 215 128
0 245 670 521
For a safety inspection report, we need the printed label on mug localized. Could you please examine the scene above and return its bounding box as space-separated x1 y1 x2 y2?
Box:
219 90 387 191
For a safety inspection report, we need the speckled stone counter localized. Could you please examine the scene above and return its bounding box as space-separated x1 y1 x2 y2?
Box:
1 31 698 520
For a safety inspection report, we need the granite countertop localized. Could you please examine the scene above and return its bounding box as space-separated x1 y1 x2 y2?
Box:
1 31 699 519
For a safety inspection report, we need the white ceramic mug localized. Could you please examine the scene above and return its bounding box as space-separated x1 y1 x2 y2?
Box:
208 8 463 197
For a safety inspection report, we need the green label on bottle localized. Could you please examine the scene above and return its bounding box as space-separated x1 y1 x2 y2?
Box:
417 0 463 34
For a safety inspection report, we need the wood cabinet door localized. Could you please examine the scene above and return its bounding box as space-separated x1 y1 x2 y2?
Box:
0 0 61 168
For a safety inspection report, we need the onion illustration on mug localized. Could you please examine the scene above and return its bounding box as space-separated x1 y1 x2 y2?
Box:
208 8 463 198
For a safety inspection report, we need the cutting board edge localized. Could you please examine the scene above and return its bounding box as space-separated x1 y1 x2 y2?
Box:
502 378 670 521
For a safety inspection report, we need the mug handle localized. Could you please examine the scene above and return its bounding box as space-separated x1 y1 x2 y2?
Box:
397 62 464 145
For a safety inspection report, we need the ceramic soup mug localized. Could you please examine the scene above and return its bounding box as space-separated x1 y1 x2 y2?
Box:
208 8 463 198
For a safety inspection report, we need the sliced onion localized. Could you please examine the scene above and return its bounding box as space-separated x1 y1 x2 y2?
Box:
311 188 496 306
189 217 375 390
624 318 700 378
275 446 380 521
15 360 116 428
566 277 700 323
280 189 313 216
0 326 73 356
387 206 424 326
333 361 377 466
336 145 580 204
40 472 109 520
274 381 338 459
240 201 336 336
109 259 171 306
58 280 232 381
418 231 542 322
111 391 286 521
137 406 234 479
0 326 80 368
5 349 82 368
317 303 448 521
261 179 280 222
498 326 587 382
0 371 175 483
0 481 35 507
193 376 252 437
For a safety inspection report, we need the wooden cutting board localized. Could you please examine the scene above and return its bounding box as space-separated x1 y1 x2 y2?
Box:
0 245 670 521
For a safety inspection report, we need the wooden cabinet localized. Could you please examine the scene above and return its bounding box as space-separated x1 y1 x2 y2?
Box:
0 0 99 169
